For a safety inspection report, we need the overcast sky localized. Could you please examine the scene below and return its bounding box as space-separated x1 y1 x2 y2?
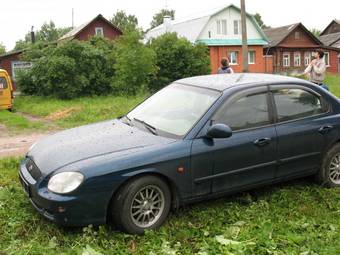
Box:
1 0 339 50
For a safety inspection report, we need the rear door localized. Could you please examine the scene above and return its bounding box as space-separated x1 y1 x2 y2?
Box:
0 75 12 108
270 85 330 178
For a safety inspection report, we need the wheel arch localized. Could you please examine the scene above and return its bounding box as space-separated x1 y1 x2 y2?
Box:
105 170 181 224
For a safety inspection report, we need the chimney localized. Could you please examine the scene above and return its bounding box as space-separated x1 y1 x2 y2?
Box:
163 15 172 32
31 26 35 44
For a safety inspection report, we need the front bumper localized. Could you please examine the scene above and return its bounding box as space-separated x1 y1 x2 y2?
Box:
19 160 110 226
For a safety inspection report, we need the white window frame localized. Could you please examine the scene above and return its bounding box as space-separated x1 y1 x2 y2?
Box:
283 52 290 67
324 52 330 66
294 52 301 67
248 51 255 64
221 19 227 35
216 20 221 34
304 52 311 66
217 19 227 35
95 27 104 36
228 51 239 65
234 20 241 35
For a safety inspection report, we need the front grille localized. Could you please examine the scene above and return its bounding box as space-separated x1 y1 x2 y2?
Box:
25 158 42 180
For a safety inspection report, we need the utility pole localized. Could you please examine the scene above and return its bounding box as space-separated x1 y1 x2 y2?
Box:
240 0 249 72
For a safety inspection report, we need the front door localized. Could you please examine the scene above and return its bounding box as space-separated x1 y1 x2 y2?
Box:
192 87 277 195
270 85 329 178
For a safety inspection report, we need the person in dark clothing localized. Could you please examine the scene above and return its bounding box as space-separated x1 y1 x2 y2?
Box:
217 57 234 74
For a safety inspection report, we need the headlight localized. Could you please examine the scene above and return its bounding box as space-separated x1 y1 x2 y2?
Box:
48 172 84 194
28 142 37 152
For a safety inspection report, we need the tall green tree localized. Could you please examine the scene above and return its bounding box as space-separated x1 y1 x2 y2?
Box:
0 42 5 54
148 33 210 91
254 13 270 29
111 10 138 32
113 31 157 94
150 9 175 29
14 21 72 50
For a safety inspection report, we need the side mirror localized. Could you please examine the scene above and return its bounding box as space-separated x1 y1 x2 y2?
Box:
206 123 232 139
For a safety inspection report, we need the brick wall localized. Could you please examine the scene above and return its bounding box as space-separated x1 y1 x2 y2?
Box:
209 45 267 74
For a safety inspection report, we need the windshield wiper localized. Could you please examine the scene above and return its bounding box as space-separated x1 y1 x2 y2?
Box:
121 115 133 126
133 118 158 135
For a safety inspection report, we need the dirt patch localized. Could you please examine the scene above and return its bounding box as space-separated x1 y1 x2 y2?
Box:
0 132 54 158
45 107 80 121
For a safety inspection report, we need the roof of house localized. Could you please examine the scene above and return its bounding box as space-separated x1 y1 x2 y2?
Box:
319 31 340 47
263 23 322 47
332 40 340 48
176 73 306 91
58 14 122 41
320 19 340 36
0 49 25 59
145 4 268 44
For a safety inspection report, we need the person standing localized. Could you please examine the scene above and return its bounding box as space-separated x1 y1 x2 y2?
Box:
217 57 234 74
304 49 327 87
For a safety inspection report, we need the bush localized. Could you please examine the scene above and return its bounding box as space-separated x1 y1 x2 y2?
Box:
113 31 157 94
17 32 211 99
148 33 211 91
17 38 116 99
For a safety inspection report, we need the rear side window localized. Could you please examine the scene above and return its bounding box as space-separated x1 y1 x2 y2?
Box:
273 88 325 122
0 77 8 89
213 92 270 131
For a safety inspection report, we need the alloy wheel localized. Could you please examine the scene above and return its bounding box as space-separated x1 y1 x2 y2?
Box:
130 185 165 228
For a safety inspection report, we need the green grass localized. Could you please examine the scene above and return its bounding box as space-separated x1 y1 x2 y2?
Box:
0 110 45 133
0 158 339 255
12 94 147 129
325 74 340 96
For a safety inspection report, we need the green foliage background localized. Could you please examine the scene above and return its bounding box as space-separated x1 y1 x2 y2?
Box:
16 32 211 99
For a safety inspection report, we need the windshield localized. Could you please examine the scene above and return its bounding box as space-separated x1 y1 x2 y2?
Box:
127 83 220 138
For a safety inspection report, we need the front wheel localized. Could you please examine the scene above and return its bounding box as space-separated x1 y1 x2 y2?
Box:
111 175 171 234
318 143 340 187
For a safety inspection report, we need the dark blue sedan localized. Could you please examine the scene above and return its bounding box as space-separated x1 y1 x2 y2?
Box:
19 74 340 234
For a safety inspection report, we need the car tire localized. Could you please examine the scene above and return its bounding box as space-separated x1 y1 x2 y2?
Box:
317 143 340 187
111 175 171 234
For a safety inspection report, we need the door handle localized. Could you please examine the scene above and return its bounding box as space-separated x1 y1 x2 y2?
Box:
253 138 271 147
318 125 333 135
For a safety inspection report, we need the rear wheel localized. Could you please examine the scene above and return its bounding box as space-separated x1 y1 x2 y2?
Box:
111 175 171 234
318 143 340 187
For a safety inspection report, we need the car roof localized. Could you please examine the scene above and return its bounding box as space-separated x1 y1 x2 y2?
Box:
176 73 309 92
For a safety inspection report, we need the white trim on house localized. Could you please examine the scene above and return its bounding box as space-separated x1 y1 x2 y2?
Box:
294 52 301 67
283 52 290 67
95 27 104 36
228 51 239 65
304 51 311 66
324 52 330 66
248 51 255 64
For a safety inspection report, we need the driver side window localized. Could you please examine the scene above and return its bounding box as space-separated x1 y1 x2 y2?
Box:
213 92 270 131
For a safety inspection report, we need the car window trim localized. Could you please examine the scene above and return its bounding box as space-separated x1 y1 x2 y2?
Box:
269 84 332 125
208 86 274 133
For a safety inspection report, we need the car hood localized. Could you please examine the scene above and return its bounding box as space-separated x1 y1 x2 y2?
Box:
28 119 175 174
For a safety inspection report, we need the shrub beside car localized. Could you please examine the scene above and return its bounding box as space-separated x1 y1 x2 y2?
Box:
16 32 211 99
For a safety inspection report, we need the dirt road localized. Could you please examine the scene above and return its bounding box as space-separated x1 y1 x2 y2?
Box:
0 132 52 158
0 112 59 158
